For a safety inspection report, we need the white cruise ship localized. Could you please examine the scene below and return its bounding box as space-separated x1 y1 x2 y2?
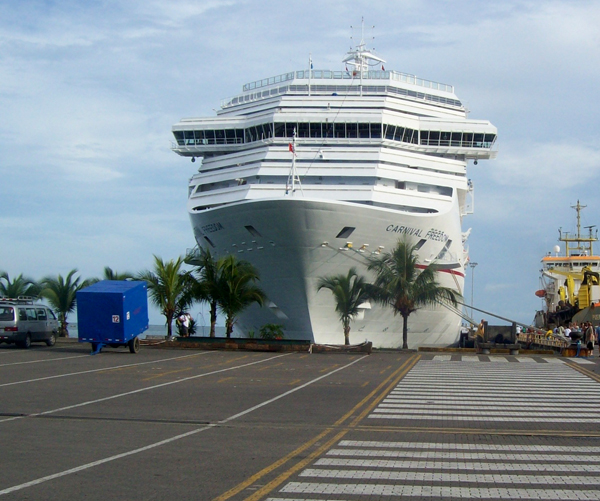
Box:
171 39 497 348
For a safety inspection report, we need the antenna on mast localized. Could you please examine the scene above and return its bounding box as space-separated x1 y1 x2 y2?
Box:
343 18 385 96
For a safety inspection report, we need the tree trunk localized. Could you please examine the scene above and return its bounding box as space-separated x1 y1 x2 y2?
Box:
166 314 173 338
226 316 234 338
402 313 409 349
210 301 217 337
344 325 350 345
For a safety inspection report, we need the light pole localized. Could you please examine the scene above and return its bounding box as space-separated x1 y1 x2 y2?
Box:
469 262 478 319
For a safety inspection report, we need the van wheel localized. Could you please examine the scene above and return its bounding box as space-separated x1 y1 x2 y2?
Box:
18 334 31 349
128 337 140 354
46 334 56 347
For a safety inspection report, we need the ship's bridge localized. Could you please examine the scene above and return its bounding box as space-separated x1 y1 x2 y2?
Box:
171 116 497 161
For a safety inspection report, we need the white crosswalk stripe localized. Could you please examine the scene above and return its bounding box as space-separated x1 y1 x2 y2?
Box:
268 359 600 500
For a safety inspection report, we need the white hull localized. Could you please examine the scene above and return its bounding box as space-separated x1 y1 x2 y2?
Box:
189 197 465 348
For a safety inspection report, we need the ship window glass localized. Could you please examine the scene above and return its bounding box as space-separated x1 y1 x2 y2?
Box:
451 132 462 147
370 123 382 138
173 131 184 145
310 123 322 138
414 239 427 251
245 225 262 238
395 127 405 142
324 123 333 138
404 129 415 143
463 132 473 147
297 122 309 138
474 133 484 146
235 129 244 143
336 226 355 239
274 123 285 137
385 125 396 140
484 133 496 146
347 123 357 138
358 123 370 138
395 181 406 189
184 130 195 145
420 131 429 145
440 131 451 146
204 130 215 144
215 130 225 144
334 123 345 138
225 129 235 143
428 131 440 146
285 123 296 137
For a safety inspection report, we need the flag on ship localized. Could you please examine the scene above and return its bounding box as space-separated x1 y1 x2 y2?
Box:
288 143 295 154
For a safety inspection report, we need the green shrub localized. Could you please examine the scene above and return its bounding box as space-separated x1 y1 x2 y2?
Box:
259 323 285 340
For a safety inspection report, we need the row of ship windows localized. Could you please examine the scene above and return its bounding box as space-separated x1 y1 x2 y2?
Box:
546 262 599 268
229 83 461 108
173 123 496 149
189 177 453 197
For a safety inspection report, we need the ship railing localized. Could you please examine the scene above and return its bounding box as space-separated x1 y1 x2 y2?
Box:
224 78 459 110
242 69 453 93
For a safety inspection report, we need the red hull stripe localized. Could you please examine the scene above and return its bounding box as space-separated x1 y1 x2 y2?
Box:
416 264 465 278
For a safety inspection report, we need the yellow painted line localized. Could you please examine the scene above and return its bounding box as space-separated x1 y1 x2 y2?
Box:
379 364 392 374
298 354 309 359
141 367 192 381
288 379 302 386
319 363 340 373
217 377 235 383
211 354 420 501
224 355 250 365
564 361 600 382
349 355 420 427
243 430 349 501
211 428 335 501
242 355 420 501
258 362 283 371
361 381 369 387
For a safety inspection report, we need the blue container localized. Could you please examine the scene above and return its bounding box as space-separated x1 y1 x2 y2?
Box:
77 280 148 348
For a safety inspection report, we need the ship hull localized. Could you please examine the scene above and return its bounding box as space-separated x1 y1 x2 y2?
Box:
189 197 465 348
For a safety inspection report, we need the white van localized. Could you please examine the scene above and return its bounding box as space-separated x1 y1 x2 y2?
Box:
0 298 59 348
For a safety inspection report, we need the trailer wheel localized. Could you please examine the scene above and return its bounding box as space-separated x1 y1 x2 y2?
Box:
128 337 140 354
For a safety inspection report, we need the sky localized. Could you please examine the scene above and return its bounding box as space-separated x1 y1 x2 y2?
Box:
1 0 600 328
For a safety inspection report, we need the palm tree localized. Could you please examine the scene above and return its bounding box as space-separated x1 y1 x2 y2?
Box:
191 248 221 337
316 267 372 345
137 256 195 339
102 266 133 281
40 269 92 337
0 271 40 299
217 255 266 338
367 237 462 349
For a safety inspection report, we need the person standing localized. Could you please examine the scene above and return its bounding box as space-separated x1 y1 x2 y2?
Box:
585 322 595 355
178 312 191 337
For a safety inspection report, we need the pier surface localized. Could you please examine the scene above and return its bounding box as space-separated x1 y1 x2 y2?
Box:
1 341 600 500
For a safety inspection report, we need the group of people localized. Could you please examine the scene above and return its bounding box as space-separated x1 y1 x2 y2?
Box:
550 322 599 355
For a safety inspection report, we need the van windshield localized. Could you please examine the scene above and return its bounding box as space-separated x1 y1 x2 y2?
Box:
0 307 15 321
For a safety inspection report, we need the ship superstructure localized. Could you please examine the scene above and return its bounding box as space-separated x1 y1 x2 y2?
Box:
535 201 600 328
171 38 497 347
